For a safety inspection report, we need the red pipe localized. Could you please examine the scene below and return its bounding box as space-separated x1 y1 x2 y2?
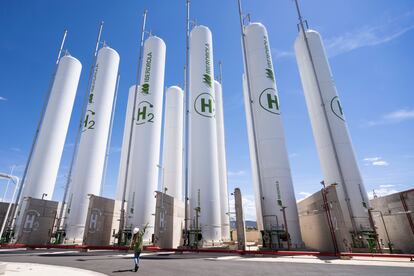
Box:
322 188 340 254
399 191 414 237
1 244 413 260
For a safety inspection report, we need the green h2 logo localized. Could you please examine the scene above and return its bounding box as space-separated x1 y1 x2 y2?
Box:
82 109 96 132
194 93 215 118
330 96 345 121
136 101 154 125
259 88 280 115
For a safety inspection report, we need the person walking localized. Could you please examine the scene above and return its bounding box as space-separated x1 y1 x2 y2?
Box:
131 223 148 272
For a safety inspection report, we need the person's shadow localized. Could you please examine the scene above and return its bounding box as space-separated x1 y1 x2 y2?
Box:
112 269 134 273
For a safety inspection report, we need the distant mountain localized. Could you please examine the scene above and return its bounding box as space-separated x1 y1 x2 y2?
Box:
230 220 257 230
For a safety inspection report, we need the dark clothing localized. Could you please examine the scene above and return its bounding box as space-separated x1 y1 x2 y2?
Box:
134 251 141 265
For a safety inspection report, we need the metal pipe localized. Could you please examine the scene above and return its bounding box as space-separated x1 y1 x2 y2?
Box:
218 61 223 84
118 10 148 245
0 174 19 240
370 209 392 253
183 0 191 240
1 166 15 202
100 73 121 196
321 187 339 254
293 0 358 234
280 206 291 250
57 21 104 232
237 0 267 231
367 207 382 252
399 191 414 237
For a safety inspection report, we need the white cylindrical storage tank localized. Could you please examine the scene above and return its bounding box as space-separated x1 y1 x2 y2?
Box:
214 80 230 241
243 22 302 247
21 55 82 201
294 29 370 232
189 25 221 242
65 46 120 243
161 86 184 200
115 85 140 201
126 36 166 241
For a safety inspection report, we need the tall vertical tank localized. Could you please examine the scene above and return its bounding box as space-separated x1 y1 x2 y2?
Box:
65 46 120 243
115 85 139 201
214 80 230 241
126 36 166 241
243 22 302 247
21 55 82 201
161 86 184 200
294 29 370 233
189 25 221 242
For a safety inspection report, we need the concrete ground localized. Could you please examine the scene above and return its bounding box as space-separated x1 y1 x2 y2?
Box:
0 249 413 276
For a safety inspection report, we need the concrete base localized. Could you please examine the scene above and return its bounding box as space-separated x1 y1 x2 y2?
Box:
82 195 121 246
154 192 184 249
370 189 414 253
14 198 58 245
297 185 353 252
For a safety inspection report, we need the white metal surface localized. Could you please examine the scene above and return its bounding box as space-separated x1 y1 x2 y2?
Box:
21 55 82 201
115 85 140 201
214 80 230 241
294 29 370 231
188 25 221 242
161 86 184 200
243 22 302 247
65 46 120 243
126 36 166 241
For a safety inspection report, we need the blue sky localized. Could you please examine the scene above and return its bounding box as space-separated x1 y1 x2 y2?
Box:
0 0 413 220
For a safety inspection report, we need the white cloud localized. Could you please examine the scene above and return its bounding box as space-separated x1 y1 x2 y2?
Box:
364 157 381 162
368 187 399 199
379 184 395 188
110 146 122 153
325 11 414 57
364 156 389 166
364 109 414 127
372 160 389 166
289 153 299 158
384 109 414 121
228 193 256 221
296 191 312 202
228 170 246 177
274 11 414 60
272 49 294 60
0 96 7 101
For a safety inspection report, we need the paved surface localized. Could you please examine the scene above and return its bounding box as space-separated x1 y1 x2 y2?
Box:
1 262 104 275
0 249 413 276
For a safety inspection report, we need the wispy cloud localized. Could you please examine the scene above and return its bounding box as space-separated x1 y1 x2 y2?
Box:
325 11 414 57
368 185 398 199
110 146 122 153
364 157 389 166
272 49 294 60
289 153 299 159
273 11 414 60
362 109 414 127
0 96 7 101
380 184 395 188
228 170 246 177
228 193 256 221
296 191 312 202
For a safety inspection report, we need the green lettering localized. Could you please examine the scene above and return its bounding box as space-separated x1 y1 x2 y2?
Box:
267 93 279 110
201 98 212 113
